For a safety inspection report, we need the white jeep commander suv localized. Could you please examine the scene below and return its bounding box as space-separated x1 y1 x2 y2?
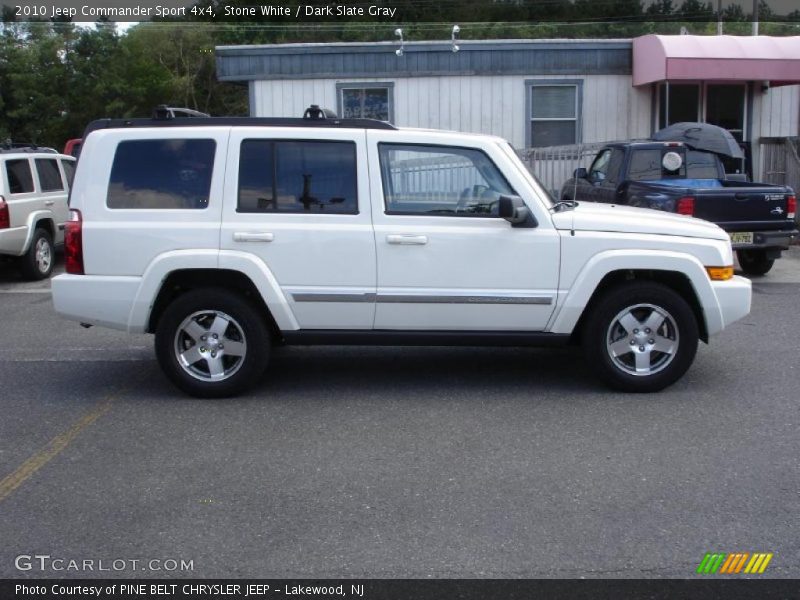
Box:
52 107 751 397
0 145 75 279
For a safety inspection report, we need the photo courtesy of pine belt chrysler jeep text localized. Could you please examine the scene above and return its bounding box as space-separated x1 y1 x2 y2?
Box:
51 107 752 398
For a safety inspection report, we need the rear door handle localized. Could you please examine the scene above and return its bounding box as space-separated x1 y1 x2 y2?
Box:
233 231 274 243
44 200 55 206
386 234 428 245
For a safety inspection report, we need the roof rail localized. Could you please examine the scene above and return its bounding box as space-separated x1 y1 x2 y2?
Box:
83 104 396 137
0 141 58 154
83 116 397 138
152 105 211 120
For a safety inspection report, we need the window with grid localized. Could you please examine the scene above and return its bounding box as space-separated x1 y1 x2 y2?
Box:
338 84 393 122
528 84 579 148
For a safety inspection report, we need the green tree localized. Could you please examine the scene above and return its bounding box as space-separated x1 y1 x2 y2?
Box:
121 23 245 116
3 22 72 146
676 0 714 20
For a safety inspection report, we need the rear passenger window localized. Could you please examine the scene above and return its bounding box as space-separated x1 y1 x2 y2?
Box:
686 151 719 179
35 159 64 192
5 159 34 194
627 149 663 181
107 139 215 209
238 140 357 214
61 160 76 187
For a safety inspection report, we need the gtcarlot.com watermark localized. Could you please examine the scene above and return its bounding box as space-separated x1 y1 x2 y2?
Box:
15 554 194 573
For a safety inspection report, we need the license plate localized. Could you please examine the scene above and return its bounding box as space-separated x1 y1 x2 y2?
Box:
730 232 754 245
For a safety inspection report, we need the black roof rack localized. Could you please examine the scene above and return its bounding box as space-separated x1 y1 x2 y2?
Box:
83 116 397 137
0 141 58 154
153 105 211 120
83 104 397 138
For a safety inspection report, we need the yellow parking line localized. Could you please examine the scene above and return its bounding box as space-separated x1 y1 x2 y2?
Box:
757 554 773 574
0 397 117 503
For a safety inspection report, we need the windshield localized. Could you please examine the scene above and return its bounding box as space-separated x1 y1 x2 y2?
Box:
501 143 554 206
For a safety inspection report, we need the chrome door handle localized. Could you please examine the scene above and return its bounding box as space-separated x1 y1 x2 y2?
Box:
386 234 428 245
44 200 55 206
233 232 274 243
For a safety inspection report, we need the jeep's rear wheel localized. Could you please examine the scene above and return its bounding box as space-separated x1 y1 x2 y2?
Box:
583 282 699 392
19 228 54 280
155 289 270 398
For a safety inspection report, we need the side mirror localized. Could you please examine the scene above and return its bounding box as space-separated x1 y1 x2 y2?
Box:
574 167 588 179
499 195 536 227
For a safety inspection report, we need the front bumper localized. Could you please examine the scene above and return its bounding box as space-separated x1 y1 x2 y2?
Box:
709 275 752 335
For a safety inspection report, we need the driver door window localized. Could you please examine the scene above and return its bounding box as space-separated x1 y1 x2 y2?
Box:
378 144 515 217
589 149 612 183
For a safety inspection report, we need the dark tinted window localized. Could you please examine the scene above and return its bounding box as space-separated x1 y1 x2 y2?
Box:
686 151 720 179
5 159 34 194
35 159 64 191
606 149 625 184
628 149 662 181
238 140 357 214
628 148 692 181
658 84 699 129
61 159 76 187
107 139 215 209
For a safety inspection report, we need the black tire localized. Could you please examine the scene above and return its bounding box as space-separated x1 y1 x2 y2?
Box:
737 249 775 276
19 228 54 280
582 282 699 393
155 288 270 398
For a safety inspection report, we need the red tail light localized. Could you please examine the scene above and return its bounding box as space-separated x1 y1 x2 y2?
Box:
64 209 84 275
787 195 796 219
676 196 695 216
0 196 9 229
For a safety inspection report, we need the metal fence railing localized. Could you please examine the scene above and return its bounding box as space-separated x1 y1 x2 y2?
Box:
518 142 606 199
389 155 485 204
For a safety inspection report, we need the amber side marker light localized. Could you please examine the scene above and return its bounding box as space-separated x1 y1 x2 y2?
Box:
706 266 734 281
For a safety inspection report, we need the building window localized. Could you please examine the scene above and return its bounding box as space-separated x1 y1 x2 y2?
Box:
238 140 358 214
336 82 394 122
705 84 746 142
526 80 582 148
658 83 700 130
378 143 515 217
107 139 216 209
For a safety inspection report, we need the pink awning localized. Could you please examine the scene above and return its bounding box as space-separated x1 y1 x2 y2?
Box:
633 34 800 87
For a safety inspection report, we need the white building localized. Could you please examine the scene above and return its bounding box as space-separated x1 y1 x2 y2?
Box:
216 36 800 188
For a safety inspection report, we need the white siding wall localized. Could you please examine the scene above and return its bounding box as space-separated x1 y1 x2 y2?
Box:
251 74 652 149
753 84 800 139
751 84 800 180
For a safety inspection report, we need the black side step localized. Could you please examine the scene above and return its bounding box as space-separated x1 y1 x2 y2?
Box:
281 330 570 347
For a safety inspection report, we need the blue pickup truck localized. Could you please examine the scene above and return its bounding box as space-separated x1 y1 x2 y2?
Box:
560 141 798 275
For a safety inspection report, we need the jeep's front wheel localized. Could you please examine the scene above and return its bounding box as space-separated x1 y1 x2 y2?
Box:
583 282 699 392
155 289 270 398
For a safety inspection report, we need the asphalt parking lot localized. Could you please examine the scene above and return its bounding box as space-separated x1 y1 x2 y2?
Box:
0 250 798 579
